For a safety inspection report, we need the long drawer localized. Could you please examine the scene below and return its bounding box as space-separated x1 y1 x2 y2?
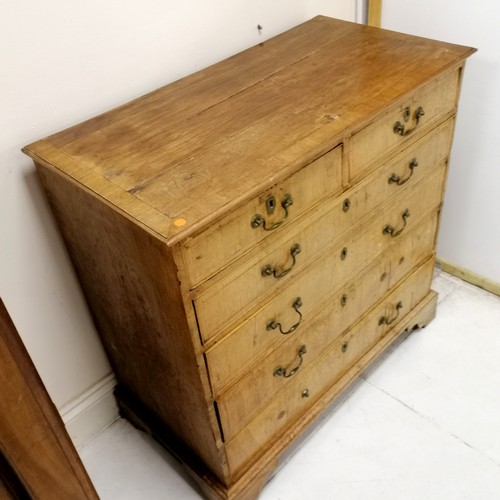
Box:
207 210 439 397
178 145 343 288
196 136 450 344
224 257 435 476
349 69 459 182
215 212 438 438
194 150 446 347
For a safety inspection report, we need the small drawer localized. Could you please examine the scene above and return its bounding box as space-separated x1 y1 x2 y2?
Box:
224 258 435 476
194 148 448 343
179 145 342 288
213 212 439 438
349 69 460 182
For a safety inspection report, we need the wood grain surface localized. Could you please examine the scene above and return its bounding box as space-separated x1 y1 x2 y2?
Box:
0 299 98 499
23 17 475 245
22 16 475 500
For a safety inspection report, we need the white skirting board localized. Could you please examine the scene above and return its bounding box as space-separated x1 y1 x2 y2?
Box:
59 373 119 449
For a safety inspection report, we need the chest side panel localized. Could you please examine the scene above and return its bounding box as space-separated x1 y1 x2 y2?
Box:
35 162 229 484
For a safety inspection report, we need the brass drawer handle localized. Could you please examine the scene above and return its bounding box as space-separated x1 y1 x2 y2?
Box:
251 194 293 231
379 301 403 326
388 158 418 186
383 209 410 237
393 106 425 136
274 345 307 378
262 243 301 279
267 297 303 335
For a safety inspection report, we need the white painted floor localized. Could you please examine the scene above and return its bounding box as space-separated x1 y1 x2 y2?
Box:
80 271 500 499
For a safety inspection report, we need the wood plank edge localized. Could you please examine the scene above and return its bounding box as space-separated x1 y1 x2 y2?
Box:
26 145 172 240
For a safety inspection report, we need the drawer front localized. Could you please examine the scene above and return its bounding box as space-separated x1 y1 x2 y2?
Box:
349 69 459 182
180 145 342 288
224 258 435 476
195 148 448 343
215 213 438 438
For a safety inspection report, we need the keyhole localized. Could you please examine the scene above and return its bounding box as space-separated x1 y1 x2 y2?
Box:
266 196 276 215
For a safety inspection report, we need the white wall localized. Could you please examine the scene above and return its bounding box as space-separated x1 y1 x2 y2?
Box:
0 1 359 443
382 0 500 284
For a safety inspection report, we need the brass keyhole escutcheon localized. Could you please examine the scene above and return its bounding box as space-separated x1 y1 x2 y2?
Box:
266 195 276 215
340 247 348 260
251 194 293 231
341 341 349 353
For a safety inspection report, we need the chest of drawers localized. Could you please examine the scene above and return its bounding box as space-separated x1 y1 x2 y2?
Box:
23 17 475 499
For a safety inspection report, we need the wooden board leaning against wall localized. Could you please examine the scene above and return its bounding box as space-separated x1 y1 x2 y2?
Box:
0 299 98 499
368 0 382 27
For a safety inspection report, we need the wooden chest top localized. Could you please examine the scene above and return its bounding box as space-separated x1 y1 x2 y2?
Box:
23 16 474 244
